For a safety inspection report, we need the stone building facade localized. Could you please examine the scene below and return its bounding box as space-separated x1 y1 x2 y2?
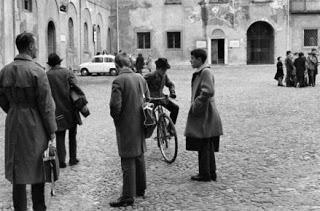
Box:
111 0 320 65
0 0 112 69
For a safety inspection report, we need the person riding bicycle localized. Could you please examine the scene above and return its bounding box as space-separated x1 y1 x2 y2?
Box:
144 58 179 131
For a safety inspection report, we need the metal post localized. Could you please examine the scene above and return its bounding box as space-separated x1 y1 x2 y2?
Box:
116 0 119 52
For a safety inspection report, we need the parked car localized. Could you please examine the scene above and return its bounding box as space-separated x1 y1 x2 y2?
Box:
79 55 118 76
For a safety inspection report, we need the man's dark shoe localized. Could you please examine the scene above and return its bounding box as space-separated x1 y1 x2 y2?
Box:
69 158 79 166
59 162 67 168
136 190 145 197
191 174 211 182
211 172 217 181
109 197 134 207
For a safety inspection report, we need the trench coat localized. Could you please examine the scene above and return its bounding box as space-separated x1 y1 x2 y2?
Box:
47 66 81 131
184 65 223 139
109 67 150 158
0 54 57 184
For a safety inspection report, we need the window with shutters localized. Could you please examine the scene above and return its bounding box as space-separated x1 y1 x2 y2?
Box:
291 0 320 14
137 32 151 49
167 32 181 49
304 29 318 47
24 0 32 12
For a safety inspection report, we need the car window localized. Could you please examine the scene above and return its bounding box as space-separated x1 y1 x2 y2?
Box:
92 57 103 63
104 57 114 63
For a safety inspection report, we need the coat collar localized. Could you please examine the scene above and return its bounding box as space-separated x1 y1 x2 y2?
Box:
194 63 210 74
14 54 33 61
119 67 134 75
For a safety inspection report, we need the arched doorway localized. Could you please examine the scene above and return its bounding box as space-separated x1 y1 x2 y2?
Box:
247 21 274 64
107 27 112 53
211 29 225 65
67 18 75 70
97 25 101 52
47 21 56 55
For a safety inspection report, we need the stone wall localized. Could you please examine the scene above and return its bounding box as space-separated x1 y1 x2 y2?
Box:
0 0 111 69
111 0 293 65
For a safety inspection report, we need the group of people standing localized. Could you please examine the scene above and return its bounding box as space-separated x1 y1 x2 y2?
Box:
0 31 223 210
0 32 87 210
275 48 318 87
109 49 223 207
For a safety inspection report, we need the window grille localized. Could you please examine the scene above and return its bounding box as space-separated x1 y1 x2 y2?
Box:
137 32 151 49
167 32 181 49
209 0 230 3
165 0 182 5
304 29 318 46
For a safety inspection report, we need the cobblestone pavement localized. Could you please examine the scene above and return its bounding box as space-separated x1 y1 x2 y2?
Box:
1 65 320 210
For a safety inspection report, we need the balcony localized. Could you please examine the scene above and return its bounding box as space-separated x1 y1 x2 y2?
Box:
290 0 320 14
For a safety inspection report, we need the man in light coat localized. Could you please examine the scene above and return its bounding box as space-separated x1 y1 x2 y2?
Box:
109 52 150 207
185 48 223 182
0 32 57 210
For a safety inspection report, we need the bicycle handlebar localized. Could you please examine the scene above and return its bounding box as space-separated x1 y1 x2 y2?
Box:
149 95 169 101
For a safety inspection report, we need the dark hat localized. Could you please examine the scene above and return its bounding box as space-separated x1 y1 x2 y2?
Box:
155 58 170 69
47 53 63 66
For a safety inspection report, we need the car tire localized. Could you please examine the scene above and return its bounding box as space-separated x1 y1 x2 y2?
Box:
109 68 118 76
81 68 89 76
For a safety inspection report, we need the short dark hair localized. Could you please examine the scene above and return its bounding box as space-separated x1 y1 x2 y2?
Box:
277 56 281 61
298 52 304 57
286 51 291 56
115 52 131 68
16 32 35 52
191 48 207 63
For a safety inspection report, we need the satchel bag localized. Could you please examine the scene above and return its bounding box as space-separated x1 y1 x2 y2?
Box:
43 139 60 196
139 83 156 138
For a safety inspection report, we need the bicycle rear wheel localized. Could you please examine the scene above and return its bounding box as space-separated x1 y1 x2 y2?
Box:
157 114 178 163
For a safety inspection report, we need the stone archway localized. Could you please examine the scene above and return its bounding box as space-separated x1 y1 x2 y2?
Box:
247 21 274 64
47 21 56 55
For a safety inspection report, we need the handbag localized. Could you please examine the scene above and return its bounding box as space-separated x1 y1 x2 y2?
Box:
43 139 60 196
139 82 156 138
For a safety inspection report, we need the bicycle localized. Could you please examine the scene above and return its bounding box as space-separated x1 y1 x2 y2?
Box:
150 95 178 164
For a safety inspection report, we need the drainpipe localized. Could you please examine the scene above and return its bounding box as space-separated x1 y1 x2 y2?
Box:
12 0 16 57
287 0 290 50
79 0 82 63
116 0 119 52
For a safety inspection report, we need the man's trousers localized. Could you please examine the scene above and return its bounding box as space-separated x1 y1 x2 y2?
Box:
13 183 46 211
56 125 77 163
121 154 146 199
198 137 219 178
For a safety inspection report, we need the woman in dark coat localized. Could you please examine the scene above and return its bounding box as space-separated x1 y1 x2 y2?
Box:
185 49 223 182
274 56 284 86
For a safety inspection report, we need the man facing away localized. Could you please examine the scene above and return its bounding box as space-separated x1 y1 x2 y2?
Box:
0 32 57 211
285 50 296 87
109 52 150 207
46 53 85 168
144 58 179 131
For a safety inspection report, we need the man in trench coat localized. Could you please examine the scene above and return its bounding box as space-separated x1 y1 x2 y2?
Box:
109 52 150 207
0 32 57 210
185 48 223 182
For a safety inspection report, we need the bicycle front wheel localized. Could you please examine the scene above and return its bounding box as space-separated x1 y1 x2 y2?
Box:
157 114 178 163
